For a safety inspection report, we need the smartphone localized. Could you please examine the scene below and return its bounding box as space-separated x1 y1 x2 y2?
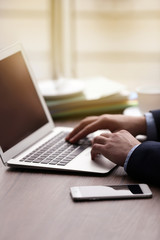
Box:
70 184 152 201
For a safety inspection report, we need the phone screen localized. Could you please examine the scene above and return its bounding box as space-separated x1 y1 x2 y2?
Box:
70 184 152 200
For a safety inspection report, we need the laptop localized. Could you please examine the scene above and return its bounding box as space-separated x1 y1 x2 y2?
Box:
0 44 116 174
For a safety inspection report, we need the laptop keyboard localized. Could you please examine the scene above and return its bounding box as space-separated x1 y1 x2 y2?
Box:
20 131 91 166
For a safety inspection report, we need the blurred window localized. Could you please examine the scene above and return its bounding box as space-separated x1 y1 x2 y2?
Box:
1 0 160 89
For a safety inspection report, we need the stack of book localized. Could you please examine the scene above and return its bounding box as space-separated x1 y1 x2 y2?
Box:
40 77 137 119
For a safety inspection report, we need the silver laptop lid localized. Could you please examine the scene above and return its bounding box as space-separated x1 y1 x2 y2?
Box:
0 44 54 164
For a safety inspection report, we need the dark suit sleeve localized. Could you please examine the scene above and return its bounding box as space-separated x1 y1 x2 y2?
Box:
150 110 160 141
126 109 160 185
126 141 160 185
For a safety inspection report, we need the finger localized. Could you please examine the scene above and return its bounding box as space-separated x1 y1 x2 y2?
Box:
92 135 108 145
68 119 102 143
100 132 112 138
65 124 84 141
91 143 104 159
65 116 97 141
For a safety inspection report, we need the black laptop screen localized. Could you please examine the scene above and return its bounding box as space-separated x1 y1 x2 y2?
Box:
0 51 48 152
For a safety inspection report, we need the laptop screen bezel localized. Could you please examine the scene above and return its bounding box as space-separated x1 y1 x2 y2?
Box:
0 43 54 164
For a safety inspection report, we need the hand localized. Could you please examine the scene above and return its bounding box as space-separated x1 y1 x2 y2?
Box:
91 130 140 166
66 114 146 143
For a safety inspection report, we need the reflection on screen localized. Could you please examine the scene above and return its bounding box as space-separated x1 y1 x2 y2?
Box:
0 52 48 152
79 185 143 197
110 185 143 194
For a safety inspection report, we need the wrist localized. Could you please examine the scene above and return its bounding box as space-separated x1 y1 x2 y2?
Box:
132 116 147 136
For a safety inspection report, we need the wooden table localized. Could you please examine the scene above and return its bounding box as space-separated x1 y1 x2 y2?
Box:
0 119 160 240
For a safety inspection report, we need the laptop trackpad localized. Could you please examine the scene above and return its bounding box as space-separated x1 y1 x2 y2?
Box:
69 148 116 174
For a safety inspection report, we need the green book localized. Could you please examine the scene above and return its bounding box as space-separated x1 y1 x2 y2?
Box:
50 100 138 119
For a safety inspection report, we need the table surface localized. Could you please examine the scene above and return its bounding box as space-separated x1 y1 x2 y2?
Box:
0 119 160 240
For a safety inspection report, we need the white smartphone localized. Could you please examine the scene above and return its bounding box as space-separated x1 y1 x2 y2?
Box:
70 184 152 201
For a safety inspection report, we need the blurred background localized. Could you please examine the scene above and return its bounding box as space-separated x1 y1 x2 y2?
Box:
0 0 160 91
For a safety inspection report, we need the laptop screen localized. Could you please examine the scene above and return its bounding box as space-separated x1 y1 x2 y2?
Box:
0 51 48 152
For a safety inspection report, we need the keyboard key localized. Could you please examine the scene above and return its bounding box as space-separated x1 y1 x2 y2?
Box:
49 160 59 165
33 159 43 163
41 158 52 164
